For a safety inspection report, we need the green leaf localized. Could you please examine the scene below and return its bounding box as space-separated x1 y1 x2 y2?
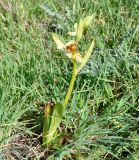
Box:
76 40 95 74
43 102 64 145
42 104 53 146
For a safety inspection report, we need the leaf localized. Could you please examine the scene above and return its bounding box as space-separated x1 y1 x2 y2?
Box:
43 102 64 145
83 15 94 30
76 40 95 74
42 103 53 146
52 33 65 50
49 102 64 133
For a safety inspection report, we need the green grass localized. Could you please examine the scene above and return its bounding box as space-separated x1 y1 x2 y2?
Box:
0 0 139 159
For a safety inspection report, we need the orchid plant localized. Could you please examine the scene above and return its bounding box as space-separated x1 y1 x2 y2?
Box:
42 15 95 146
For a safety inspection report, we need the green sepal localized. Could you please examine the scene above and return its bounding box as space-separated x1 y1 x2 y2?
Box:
76 40 95 74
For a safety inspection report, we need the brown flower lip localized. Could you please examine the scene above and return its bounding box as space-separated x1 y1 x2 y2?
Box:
65 43 77 54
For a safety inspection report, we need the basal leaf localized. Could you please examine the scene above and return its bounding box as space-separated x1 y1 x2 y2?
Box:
43 102 64 145
42 104 53 146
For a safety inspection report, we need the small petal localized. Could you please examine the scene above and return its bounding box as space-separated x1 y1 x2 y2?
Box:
65 52 83 63
76 53 83 63
67 32 77 36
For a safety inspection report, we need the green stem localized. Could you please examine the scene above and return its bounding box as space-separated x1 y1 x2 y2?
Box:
64 59 77 107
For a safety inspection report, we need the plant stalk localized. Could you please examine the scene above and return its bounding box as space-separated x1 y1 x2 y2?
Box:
64 58 77 107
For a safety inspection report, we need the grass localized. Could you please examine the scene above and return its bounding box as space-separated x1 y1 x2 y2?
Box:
0 0 139 159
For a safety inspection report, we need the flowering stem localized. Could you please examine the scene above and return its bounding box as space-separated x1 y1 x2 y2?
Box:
64 57 77 107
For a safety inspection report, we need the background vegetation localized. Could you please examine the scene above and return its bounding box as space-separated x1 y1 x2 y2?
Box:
0 0 139 159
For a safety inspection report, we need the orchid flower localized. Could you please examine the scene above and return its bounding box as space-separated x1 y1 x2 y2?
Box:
52 34 83 63
52 14 95 74
43 15 95 146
